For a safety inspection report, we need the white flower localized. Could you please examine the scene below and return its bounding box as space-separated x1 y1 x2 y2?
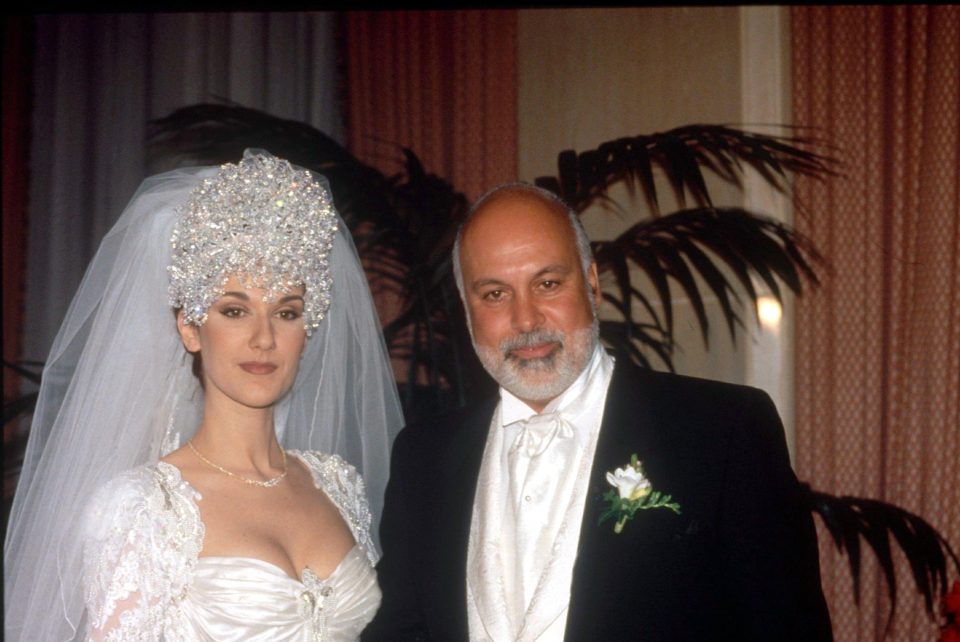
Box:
606 464 652 501
600 455 680 533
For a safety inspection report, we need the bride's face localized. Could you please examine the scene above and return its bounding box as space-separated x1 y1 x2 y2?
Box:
177 275 307 411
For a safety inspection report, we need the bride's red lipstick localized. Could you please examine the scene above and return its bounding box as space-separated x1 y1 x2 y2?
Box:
240 362 277 374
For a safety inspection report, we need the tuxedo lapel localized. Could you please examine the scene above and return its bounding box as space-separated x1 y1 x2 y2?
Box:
419 397 497 640
577 361 663 541
566 362 681 635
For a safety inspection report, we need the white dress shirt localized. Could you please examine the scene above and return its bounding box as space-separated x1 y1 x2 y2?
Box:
467 345 615 642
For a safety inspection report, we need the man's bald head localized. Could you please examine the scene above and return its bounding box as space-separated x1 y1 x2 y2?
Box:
452 183 594 299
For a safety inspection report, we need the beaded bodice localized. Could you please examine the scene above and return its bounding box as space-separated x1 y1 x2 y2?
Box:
81 451 379 641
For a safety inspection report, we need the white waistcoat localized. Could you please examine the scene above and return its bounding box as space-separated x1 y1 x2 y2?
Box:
466 347 614 642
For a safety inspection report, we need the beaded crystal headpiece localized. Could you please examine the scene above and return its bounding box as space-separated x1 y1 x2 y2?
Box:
167 152 338 334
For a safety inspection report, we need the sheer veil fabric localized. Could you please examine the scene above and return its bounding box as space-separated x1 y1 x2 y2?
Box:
3 151 404 641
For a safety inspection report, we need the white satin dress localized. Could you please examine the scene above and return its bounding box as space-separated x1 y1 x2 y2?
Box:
81 451 381 642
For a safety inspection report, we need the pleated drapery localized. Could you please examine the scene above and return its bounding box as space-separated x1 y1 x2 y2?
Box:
343 10 518 202
792 6 960 639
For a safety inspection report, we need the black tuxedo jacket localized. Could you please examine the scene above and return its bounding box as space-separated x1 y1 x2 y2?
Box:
364 360 833 641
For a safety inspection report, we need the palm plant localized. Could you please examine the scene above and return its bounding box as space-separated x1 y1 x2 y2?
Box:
534 124 830 370
144 102 959 625
808 488 960 631
148 105 831 406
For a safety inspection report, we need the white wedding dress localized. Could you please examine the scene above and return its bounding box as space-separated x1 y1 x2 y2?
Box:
81 451 381 642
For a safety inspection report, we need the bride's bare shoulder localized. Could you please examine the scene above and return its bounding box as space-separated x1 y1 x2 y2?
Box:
160 444 201 476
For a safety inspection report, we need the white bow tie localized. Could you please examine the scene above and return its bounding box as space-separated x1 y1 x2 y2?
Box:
508 411 574 458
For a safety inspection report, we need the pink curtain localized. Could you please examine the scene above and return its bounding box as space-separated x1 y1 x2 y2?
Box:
342 11 518 385
792 6 960 639
344 10 518 202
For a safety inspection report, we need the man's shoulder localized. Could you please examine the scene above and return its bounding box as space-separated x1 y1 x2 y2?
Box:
612 359 770 404
394 395 498 447
606 360 783 447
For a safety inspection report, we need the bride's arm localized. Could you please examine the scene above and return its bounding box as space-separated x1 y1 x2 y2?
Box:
81 466 197 641
83 539 161 642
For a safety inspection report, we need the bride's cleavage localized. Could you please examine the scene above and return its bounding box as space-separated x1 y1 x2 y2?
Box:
159 458 355 583
197 544 361 584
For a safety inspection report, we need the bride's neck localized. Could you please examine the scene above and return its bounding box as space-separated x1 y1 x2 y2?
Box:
191 395 281 467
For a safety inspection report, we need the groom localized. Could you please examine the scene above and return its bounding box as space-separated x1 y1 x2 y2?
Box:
364 184 832 641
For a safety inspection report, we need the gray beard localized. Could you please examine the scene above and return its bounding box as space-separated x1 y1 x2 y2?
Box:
472 317 599 404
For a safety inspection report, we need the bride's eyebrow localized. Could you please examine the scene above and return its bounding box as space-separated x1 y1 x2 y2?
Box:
220 291 304 304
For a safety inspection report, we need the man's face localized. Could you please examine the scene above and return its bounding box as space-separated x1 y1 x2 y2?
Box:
458 194 601 411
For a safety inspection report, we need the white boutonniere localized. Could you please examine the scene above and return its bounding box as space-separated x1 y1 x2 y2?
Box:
600 454 681 534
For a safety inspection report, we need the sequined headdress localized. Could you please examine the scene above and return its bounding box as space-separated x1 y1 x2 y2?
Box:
168 152 338 333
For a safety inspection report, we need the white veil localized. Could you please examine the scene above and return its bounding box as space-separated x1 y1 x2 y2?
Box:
3 152 405 641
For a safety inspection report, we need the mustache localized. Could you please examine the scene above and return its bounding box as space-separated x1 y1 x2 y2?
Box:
501 329 565 358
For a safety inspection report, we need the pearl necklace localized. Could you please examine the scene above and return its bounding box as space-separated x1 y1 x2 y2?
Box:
187 440 288 488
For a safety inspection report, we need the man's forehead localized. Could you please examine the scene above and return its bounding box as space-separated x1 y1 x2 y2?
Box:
469 262 573 286
472 190 565 220
460 201 581 288
463 194 571 248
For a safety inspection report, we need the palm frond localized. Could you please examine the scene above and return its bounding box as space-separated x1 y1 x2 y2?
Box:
534 124 838 215
599 319 675 372
806 486 960 630
148 102 357 169
3 360 44 385
3 392 38 426
591 207 823 366
148 103 403 235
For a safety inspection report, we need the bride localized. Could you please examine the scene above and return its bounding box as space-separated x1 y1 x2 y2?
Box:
3 151 404 640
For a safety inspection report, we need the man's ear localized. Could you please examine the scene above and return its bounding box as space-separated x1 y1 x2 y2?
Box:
587 261 602 308
176 310 202 353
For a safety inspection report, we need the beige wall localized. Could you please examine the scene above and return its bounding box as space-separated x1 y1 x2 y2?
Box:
517 7 797 454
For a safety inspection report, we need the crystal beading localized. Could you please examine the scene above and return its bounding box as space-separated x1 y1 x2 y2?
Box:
168 152 338 334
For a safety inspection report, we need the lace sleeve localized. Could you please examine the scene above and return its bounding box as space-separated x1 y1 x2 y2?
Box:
81 464 203 641
295 451 379 565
